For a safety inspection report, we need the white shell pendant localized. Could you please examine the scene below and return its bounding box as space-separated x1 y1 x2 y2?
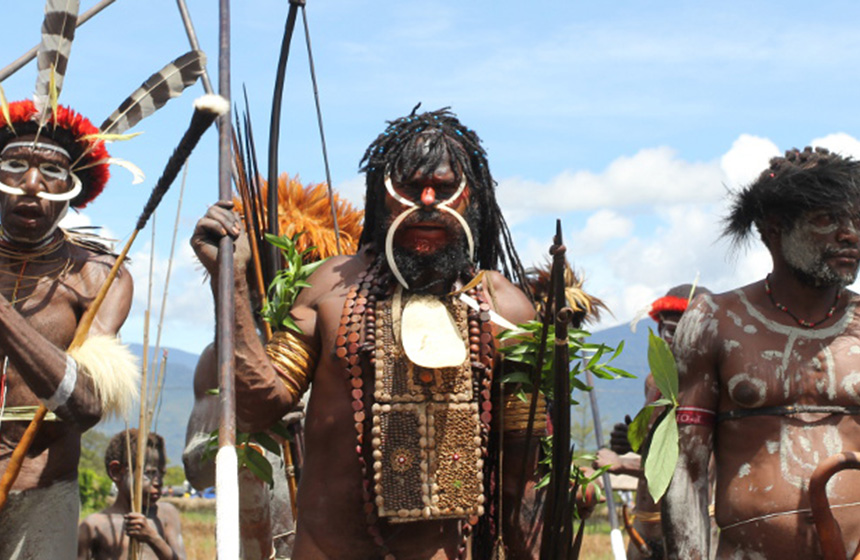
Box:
401 295 467 368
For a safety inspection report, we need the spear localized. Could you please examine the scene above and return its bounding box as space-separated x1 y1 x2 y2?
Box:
0 94 227 512
214 2 241 559
540 220 575 559
583 363 626 560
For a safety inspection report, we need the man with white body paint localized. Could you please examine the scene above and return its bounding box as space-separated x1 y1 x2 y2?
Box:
663 147 860 558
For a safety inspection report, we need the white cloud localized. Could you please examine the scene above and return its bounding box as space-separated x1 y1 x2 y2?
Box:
498 147 724 222
569 210 634 256
720 134 779 191
811 133 860 159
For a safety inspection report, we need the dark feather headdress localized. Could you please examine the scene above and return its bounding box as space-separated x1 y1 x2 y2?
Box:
723 146 860 248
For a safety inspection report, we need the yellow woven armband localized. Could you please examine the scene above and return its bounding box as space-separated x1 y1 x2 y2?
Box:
502 390 548 433
265 330 318 400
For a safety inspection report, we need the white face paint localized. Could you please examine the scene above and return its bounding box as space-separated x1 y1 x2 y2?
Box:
781 212 860 287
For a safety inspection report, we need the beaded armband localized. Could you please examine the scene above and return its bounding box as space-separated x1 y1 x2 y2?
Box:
265 330 318 400
501 390 547 433
676 406 716 427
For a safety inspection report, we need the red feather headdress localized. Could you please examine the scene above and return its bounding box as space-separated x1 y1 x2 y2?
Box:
647 295 689 322
0 100 110 208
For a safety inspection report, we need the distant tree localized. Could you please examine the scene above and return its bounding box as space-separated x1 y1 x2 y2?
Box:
80 430 111 474
164 465 185 489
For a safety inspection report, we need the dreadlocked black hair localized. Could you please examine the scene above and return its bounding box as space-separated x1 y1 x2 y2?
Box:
724 146 860 248
359 105 530 292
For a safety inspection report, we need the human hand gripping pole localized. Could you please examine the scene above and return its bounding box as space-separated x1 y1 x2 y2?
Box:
0 94 228 512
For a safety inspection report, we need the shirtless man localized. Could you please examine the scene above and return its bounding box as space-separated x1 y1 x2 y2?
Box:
78 430 185 560
0 101 136 559
193 107 543 558
663 147 860 558
596 284 712 560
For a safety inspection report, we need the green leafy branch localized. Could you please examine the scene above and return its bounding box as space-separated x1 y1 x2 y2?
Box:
497 320 633 403
259 232 326 333
202 420 292 487
628 329 680 502
496 320 633 515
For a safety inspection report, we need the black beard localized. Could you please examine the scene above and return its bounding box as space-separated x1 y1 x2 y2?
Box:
374 207 476 293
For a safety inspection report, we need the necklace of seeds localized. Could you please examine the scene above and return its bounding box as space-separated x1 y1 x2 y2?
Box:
764 274 841 328
0 232 72 306
336 256 496 560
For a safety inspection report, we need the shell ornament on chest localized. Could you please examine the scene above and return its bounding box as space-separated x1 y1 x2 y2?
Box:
336 259 496 528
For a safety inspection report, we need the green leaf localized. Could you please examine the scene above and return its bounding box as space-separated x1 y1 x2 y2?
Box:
499 371 533 385
280 315 303 334
648 329 679 404
534 472 551 490
243 445 275 487
645 408 679 502
649 397 674 408
252 432 283 457
269 421 291 440
628 406 653 452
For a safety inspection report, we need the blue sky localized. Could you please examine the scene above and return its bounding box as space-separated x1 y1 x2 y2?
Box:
2 1 860 354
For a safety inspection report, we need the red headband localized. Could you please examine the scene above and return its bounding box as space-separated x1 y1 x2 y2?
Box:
0 100 110 208
648 295 689 322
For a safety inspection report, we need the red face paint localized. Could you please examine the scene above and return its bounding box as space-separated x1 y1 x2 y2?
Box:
420 185 436 206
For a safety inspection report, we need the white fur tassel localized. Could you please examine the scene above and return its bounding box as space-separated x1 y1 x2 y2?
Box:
68 334 139 419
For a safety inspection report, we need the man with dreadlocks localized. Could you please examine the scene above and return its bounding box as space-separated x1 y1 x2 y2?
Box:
663 147 860 558
193 107 544 558
0 102 138 559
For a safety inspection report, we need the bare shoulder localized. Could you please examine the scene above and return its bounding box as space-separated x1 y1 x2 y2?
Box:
66 242 132 295
483 270 535 326
295 250 374 308
157 501 182 523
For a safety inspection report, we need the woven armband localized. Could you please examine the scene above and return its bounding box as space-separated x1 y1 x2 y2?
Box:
502 391 548 433
266 330 318 400
676 406 716 427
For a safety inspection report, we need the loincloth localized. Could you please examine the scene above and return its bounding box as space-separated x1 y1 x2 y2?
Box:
0 478 79 560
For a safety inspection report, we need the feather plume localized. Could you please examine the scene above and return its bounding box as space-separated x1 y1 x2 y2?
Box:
99 50 206 135
80 131 143 143
0 85 14 134
33 0 79 124
69 334 139 420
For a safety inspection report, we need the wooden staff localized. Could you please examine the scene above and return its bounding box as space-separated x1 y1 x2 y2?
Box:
214 1 241 558
0 94 226 512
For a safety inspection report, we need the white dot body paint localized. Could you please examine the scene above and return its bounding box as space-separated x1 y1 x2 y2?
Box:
842 372 860 403
674 286 860 556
